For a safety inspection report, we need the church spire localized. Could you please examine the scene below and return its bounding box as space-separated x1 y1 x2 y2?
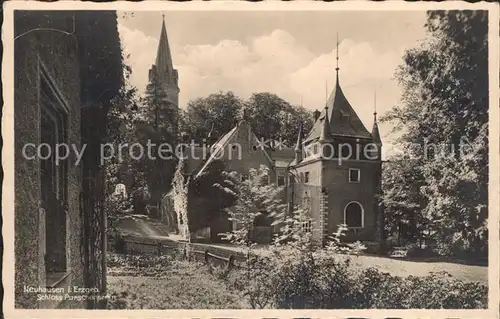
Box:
154 15 176 86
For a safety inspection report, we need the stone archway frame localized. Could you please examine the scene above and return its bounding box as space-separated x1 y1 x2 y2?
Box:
343 201 364 228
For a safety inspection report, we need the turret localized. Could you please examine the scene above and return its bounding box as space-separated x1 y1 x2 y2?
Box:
371 91 382 161
294 123 303 163
319 106 333 144
313 109 321 122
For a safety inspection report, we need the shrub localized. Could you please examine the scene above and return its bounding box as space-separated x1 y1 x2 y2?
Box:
111 236 127 254
227 248 487 309
227 254 276 309
405 243 440 258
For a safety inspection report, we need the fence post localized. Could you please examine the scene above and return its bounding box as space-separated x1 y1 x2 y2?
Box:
157 242 162 257
204 250 209 264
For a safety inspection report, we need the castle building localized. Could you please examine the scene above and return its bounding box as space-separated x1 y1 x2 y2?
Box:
161 33 382 246
289 45 383 246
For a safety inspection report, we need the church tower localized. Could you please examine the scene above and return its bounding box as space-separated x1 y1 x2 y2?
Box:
146 16 181 216
290 35 383 247
148 15 180 109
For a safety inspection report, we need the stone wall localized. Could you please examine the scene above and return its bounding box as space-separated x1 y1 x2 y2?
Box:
14 11 83 308
323 159 380 241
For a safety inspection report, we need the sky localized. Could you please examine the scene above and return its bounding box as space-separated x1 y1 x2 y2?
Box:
117 10 429 150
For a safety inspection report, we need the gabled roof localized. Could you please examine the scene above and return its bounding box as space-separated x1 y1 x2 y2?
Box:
194 126 237 179
305 74 372 142
194 121 275 179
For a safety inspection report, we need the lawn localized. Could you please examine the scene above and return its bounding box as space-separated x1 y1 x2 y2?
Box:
107 253 248 309
337 254 488 284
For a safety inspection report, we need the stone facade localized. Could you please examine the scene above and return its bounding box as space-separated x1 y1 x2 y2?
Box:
14 11 123 309
14 11 84 309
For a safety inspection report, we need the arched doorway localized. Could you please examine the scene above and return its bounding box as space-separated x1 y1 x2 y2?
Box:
344 201 364 228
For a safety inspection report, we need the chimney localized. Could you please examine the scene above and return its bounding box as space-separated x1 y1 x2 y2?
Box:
313 109 321 122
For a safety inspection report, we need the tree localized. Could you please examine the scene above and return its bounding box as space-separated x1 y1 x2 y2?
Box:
280 104 315 147
214 165 288 251
244 92 313 146
381 11 488 256
180 91 243 143
381 159 428 245
133 69 179 210
171 156 190 242
179 91 314 147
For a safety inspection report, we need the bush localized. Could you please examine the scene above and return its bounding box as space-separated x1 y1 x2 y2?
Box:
405 243 440 258
226 249 487 309
112 236 127 254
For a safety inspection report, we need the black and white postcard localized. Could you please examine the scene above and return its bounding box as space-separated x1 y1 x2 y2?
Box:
2 1 499 318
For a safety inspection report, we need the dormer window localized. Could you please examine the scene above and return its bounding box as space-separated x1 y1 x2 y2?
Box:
340 110 351 121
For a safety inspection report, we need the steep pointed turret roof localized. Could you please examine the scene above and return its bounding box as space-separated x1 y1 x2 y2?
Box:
371 112 382 144
305 74 372 142
305 36 371 142
294 123 303 152
319 106 333 142
154 17 175 85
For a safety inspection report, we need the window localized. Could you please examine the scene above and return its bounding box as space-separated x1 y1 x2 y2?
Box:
277 175 285 186
302 220 312 233
39 66 69 285
304 172 310 183
344 202 364 228
349 168 360 183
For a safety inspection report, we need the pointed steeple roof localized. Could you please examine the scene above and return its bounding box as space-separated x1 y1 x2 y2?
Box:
295 123 303 151
305 37 371 143
294 123 303 163
371 91 382 144
319 106 333 143
372 112 382 144
154 16 176 86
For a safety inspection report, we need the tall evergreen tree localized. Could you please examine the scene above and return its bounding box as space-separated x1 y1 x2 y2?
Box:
137 71 179 210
